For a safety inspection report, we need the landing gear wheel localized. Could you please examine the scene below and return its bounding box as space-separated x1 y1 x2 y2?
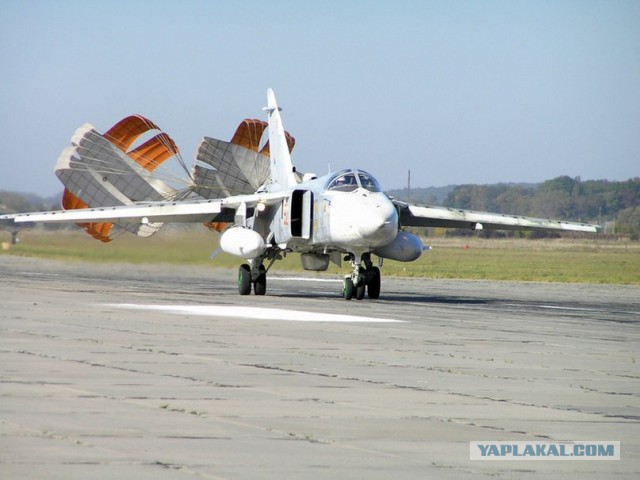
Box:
254 265 266 296
367 266 381 299
238 264 251 295
343 277 354 300
354 266 366 300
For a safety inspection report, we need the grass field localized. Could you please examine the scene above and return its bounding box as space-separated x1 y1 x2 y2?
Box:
2 227 639 285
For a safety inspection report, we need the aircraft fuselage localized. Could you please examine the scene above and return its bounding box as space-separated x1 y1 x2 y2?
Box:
318 183 398 249
262 168 399 256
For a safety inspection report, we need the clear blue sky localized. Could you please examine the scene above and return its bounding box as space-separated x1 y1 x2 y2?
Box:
1 0 638 197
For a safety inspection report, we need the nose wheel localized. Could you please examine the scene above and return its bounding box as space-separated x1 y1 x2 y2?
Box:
342 253 381 300
367 266 381 299
343 276 355 300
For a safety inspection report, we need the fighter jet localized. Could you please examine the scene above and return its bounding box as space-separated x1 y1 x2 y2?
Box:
1 89 599 300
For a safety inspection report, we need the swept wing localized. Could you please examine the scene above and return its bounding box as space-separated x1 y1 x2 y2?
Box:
3 192 288 225
394 200 599 233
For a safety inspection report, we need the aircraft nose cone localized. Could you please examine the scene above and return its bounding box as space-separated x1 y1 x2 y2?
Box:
358 201 398 245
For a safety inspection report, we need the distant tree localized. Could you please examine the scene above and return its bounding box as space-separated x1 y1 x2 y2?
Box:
0 191 33 213
444 185 478 209
616 206 640 240
538 175 579 195
531 190 571 218
495 186 534 216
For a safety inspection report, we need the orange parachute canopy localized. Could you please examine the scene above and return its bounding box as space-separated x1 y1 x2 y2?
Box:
105 115 179 172
231 118 295 156
61 188 113 243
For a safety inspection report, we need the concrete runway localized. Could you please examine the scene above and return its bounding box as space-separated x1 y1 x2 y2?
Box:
1 255 638 479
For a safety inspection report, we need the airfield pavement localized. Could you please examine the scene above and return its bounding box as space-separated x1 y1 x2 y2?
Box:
0 255 638 479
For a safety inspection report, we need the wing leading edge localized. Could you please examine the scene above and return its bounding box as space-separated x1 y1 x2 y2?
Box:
395 201 600 233
3 192 289 226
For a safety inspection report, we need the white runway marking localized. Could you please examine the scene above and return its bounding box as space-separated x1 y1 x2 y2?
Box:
106 304 404 323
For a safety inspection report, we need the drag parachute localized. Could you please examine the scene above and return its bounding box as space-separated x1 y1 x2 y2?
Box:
56 115 299 241
193 119 295 199
58 115 192 242
194 119 296 232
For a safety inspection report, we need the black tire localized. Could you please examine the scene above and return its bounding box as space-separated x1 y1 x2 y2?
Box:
254 265 266 296
343 277 354 300
354 266 366 300
367 266 381 299
238 264 252 295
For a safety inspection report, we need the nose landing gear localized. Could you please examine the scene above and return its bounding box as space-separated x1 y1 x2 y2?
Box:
342 252 381 301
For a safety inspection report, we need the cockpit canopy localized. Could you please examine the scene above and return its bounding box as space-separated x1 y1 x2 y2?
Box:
325 169 381 193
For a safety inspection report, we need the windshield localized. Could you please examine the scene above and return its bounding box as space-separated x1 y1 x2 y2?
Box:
327 172 359 192
358 171 381 192
326 169 382 193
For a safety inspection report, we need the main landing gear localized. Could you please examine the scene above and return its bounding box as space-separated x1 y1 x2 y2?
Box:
342 252 381 301
238 263 266 295
237 251 280 295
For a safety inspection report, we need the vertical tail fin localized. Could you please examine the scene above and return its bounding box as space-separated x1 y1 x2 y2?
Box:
264 88 297 191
